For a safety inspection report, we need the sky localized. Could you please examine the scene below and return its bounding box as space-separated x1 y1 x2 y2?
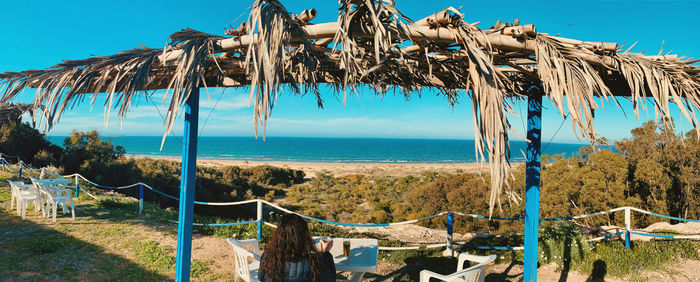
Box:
0 0 698 143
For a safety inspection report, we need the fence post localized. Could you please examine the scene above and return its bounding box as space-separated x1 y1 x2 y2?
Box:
18 161 22 178
139 184 144 215
75 175 80 199
257 200 263 241
1 158 4 171
446 212 454 258
624 207 631 248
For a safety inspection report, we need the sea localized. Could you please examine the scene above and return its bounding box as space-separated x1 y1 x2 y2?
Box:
45 136 602 163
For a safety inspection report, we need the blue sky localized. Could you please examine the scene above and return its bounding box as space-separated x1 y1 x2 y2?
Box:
0 0 698 143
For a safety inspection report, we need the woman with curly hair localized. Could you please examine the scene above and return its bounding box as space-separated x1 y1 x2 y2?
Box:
259 213 336 281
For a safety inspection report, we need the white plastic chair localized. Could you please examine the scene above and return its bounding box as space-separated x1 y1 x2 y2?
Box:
420 253 496 282
226 238 261 282
8 180 42 219
32 178 75 222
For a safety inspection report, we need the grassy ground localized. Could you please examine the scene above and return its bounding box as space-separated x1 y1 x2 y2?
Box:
0 170 233 281
1 169 699 281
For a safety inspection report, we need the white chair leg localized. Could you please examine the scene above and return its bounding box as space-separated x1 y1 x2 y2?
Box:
10 193 15 210
21 200 28 219
35 199 42 215
61 202 67 214
16 199 22 216
52 202 57 222
70 201 75 220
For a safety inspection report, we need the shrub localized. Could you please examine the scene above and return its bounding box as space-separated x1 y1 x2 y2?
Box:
538 223 592 266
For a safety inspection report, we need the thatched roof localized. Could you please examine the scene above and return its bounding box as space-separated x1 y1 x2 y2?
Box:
1 0 699 215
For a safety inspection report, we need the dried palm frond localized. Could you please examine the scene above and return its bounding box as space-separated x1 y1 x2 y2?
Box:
333 0 412 98
160 29 224 146
0 48 162 132
450 13 516 216
613 54 700 136
535 35 616 143
246 0 310 138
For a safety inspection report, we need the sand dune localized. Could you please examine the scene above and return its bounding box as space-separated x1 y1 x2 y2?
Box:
130 156 497 177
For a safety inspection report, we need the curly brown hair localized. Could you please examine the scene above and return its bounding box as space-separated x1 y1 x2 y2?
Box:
260 213 322 281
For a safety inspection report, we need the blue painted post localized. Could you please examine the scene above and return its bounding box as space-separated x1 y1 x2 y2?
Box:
18 161 22 178
139 184 144 215
257 200 263 241
524 90 543 282
1 158 4 171
446 212 454 257
175 88 200 282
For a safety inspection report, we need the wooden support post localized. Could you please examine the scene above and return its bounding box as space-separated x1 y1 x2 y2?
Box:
524 90 543 282
624 207 631 248
175 87 199 282
257 200 263 241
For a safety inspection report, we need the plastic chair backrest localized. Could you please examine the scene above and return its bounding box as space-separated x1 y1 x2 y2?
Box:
227 238 260 282
31 178 54 201
8 180 20 195
455 253 496 282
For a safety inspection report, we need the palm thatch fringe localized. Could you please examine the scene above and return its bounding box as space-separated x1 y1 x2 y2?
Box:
612 54 700 136
0 48 163 131
535 35 616 144
159 29 225 147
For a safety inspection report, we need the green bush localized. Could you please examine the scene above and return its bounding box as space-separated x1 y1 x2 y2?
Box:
574 240 700 277
538 223 592 265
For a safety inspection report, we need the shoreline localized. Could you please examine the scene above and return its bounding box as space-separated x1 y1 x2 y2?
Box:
128 155 492 177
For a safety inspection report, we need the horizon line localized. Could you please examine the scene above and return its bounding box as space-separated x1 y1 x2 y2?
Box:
44 135 597 145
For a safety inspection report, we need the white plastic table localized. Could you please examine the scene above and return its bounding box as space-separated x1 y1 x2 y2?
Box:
314 237 378 282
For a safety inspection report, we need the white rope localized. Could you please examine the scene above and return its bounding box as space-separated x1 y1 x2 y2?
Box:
379 243 447 251
79 187 100 200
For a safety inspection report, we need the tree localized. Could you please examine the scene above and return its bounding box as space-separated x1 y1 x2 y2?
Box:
616 120 700 220
0 105 62 166
62 130 127 183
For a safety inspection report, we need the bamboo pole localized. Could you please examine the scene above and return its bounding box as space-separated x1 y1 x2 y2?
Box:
158 21 619 69
296 8 317 23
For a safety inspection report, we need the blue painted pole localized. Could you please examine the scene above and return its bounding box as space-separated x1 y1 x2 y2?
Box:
256 200 263 241
446 212 454 257
524 90 543 282
175 88 199 282
18 161 22 178
139 184 144 215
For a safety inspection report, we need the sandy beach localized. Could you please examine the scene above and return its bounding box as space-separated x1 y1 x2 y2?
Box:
129 156 491 177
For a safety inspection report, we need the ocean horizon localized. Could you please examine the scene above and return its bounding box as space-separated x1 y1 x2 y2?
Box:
46 136 605 164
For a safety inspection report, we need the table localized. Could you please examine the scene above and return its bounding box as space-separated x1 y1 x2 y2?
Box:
314 237 378 282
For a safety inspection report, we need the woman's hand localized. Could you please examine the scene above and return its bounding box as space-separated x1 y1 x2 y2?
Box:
321 238 333 253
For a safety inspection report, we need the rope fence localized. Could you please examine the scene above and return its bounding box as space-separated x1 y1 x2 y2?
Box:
3 156 700 252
